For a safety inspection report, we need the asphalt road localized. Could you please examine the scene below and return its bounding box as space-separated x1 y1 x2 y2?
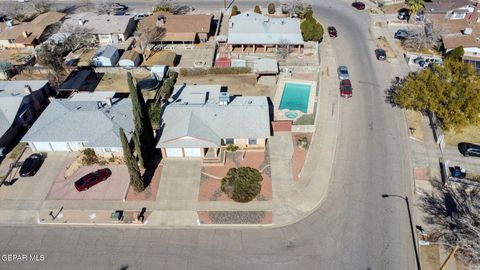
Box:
0 1 414 269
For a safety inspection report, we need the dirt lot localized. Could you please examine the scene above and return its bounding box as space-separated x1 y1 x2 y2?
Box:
176 74 276 98
95 72 152 92
381 3 407 14
445 124 480 146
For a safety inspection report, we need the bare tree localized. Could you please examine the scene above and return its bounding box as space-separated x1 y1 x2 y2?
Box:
281 0 309 17
95 0 112 15
418 179 480 268
135 20 165 61
0 2 27 21
61 22 93 52
402 27 442 51
35 42 65 86
31 0 53 14
277 39 291 59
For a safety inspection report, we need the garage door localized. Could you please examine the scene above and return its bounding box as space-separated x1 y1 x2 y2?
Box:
31 142 52 152
184 148 201 157
165 148 183 157
50 142 70 151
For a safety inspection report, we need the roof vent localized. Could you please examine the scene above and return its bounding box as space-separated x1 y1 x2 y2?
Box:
463 27 473 35
219 92 229 105
96 101 104 109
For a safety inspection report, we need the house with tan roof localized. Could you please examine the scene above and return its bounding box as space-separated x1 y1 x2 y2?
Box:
426 2 480 72
60 12 136 44
0 12 65 49
142 12 213 44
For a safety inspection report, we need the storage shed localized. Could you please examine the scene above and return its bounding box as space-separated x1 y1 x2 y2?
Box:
92 45 120 67
118 50 141 67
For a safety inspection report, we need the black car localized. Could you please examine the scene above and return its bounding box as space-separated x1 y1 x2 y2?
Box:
398 8 410 20
19 153 44 177
375 48 386 61
327 26 338 37
394 29 409 40
458 143 480 157
352 1 365 10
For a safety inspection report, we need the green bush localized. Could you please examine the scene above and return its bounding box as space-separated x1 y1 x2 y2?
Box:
268 3 275 14
226 144 239 152
159 70 178 99
254 5 261 14
445 46 464 61
148 102 162 126
81 148 99 165
296 136 309 149
221 167 263 202
301 14 324 42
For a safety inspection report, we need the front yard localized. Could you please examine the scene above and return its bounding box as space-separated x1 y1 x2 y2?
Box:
444 124 480 146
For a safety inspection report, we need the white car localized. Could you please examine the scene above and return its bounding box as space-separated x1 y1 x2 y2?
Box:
134 13 150 21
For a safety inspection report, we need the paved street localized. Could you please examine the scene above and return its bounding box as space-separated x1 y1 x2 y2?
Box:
0 1 415 269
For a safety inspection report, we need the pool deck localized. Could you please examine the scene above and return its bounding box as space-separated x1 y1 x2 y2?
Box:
273 79 317 121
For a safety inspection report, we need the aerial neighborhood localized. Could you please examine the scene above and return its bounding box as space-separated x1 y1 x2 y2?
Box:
0 0 479 269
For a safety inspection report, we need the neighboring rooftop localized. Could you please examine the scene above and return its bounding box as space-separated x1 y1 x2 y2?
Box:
427 6 480 49
0 12 65 45
142 12 213 42
22 92 134 148
424 0 475 13
60 12 134 35
157 85 270 148
228 12 304 45
0 80 49 136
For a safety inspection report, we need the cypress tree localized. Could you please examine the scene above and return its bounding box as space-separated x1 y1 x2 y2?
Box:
119 128 144 192
128 72 155 168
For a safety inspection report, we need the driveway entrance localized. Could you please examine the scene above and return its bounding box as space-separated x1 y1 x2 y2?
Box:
157 159 201 202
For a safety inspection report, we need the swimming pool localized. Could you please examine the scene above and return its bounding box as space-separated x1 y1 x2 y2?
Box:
279 83 311 113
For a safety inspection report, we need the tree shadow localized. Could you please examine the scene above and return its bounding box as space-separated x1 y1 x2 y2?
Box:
142 151 161 187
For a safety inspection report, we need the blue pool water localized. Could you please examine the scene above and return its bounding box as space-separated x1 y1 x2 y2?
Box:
279 83 311 113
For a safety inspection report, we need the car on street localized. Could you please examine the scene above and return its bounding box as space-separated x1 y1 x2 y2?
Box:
394 29 409 40
111 3 128 11
338 65 349 80
398 9 410 20
75 168 112 191
340 79 352 98
375 48 386 61
352 1 365 10
328 26 338 37
134 13 150 21
19 153 44 177
458 143 480 157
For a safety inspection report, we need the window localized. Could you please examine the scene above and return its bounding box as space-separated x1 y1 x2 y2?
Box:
225 138 235 145
450 12 466 20
248 138 258 145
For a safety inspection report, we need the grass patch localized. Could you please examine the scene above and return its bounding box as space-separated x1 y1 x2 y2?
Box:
294 114 315 125
444 123 480 146
406 110 424 141
8 142 26 160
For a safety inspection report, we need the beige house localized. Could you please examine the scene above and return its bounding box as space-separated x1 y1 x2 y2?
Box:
0 12 65 49
142 12 213 44
60 12 136 44
157 85 270 165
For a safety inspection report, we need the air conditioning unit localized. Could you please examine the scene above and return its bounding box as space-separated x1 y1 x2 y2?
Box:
463 27 473 35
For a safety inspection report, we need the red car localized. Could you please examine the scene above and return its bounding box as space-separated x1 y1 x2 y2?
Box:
340 79 353 98
74 168 112 191
352 1 365 10
327 26 338 37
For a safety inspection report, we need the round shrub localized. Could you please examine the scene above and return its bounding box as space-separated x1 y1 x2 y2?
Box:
221 167 263 202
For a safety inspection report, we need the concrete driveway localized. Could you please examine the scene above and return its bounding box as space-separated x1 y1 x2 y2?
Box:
156 159 201 202
0 151 73 202
46 165 130 200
